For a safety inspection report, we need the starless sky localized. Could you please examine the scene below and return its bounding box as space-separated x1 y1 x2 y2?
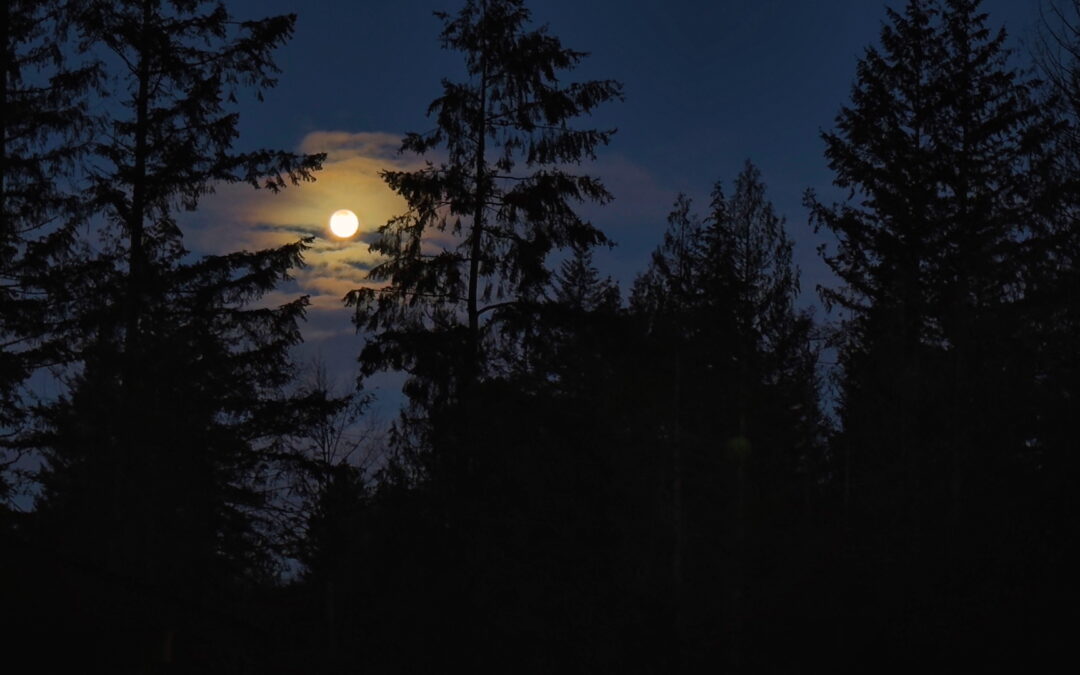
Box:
186 0 1043 395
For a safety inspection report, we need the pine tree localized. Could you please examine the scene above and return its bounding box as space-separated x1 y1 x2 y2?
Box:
551 243 620 313
806 1 1067 659
629 164 823 669
496 243 620 390
632 163 821 468
1 0 97 508
706 162 821 476
630 193 705 326
347 0 623 406
30 2 326 667
806 0 1060 531
338 6 623 666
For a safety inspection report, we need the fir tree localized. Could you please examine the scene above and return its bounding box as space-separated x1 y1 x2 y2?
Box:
339 5 623 666
706 162 821 474
347 0 623 406
631 163 821 467
507 242 622 397
551 243 620 313
1 0 97 507
806 0 1061 530
1029 0 1080 597
629 163 823 668
31 1 326 667
630 193 705 326
806 0 1067 658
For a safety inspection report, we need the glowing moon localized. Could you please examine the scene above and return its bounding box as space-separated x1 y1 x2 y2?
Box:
329 209 360 238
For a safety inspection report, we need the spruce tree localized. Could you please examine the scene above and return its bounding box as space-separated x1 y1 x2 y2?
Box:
632 163 820 470
30 1 326 667
1 0 96 509
705 162 821 477
806 0 1066 659
629 163 823 669
806 0 1060 530
1037 8 1080 430
339 4 623 666
347 0 623 405
630 193 705 326
498 243 620 392
551 243 620 313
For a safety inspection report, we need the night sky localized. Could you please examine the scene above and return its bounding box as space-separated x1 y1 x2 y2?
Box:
188 0 1043 404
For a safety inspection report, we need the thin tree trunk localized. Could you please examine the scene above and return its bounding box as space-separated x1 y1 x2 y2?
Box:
466 0 489 386
126 1 151 360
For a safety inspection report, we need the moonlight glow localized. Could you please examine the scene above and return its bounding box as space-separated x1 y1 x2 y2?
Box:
329 209 360 238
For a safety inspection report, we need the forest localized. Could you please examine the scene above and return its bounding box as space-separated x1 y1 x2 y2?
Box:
1 0 1076 672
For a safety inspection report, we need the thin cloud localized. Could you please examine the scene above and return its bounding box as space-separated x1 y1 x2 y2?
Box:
185 131 423 341
185 131 672 342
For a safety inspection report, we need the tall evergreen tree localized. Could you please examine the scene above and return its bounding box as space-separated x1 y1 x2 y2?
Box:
706 162 821 478
1036 7 1080 426
632 163 820 473
0 0 96 509
29 1 326 669
806 0 1066 661
630 162 823 670
806 0 1059 529
498 243 621 393
339 4 624 668
347 0 623 406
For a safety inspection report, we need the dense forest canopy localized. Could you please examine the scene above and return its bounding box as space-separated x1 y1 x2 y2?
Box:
1 0 1075 672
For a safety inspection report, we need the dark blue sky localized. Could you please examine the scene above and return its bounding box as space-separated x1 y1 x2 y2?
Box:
203 0 1044 397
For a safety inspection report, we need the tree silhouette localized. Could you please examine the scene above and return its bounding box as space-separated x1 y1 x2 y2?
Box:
29 1 326 669
348 0 623 404
633 163 821 475
806 0 1066 660
335 4 627 667
551 243 620 313
807 0 1059 523
0 0 97 509
629 162 824 670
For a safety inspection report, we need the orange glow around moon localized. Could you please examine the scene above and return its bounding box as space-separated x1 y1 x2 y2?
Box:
329 209 360 238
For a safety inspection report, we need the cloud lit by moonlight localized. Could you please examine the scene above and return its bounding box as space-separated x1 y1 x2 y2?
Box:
182 130 668 345
182 131 423 322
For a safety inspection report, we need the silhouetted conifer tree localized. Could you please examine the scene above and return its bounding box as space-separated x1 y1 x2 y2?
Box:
341 2 624 668
633 164 821 474
348 0 623 407
630 162 823 670
0 0 97 510
708 162 822 481
30 1 326 669
500 243 621 394
806 0 1066 661
631 193 705 323
552 243 620 313
807 0 1058 526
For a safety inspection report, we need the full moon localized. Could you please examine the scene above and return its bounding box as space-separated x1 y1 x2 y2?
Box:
329 209 360 238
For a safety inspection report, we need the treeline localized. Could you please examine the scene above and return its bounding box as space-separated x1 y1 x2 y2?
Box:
1 0 1076 672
